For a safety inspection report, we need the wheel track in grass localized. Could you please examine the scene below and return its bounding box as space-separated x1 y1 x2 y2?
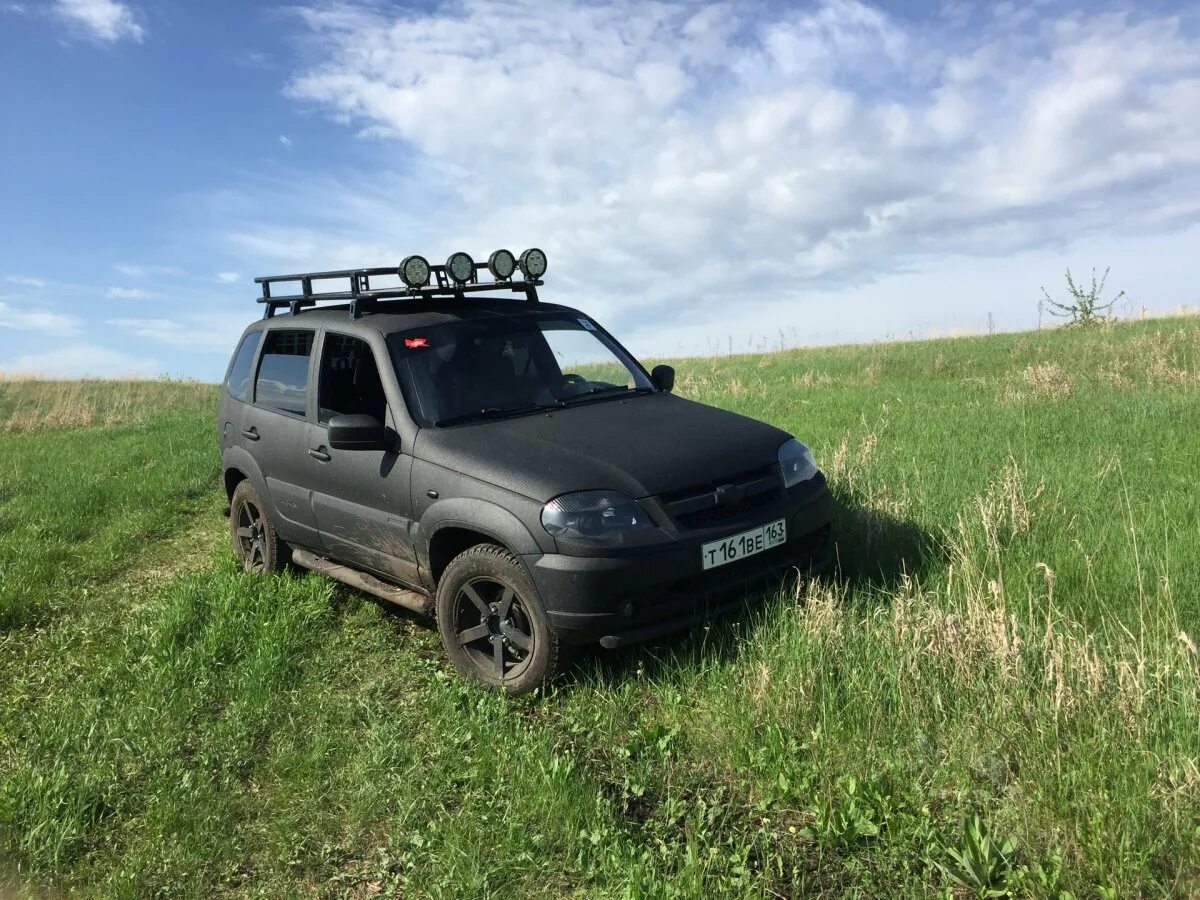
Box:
0 412 221 631
0 490 231 896
0 492 227 765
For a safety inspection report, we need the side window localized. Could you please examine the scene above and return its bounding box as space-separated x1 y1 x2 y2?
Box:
255 330 314 417
225 331 261 402
318 333 387 424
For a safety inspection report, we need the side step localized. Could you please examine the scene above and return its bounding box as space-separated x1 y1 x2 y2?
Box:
291 548 432 616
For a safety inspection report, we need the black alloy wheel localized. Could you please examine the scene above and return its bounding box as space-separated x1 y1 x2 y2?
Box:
235 497 268 573
452 576 536 681
435 543 561 694
229 480 285 573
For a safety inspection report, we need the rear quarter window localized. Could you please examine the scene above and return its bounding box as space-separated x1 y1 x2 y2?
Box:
255 330 314 417
225 331 262 403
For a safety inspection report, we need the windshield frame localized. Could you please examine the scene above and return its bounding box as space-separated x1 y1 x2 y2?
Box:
385 309 657 428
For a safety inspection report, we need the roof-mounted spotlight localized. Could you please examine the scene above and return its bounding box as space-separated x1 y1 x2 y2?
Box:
446 251 475 284
518 248 547 279
399 255 430 288
488 249 517 280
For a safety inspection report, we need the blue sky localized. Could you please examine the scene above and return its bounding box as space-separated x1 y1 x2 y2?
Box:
2 0 1199 379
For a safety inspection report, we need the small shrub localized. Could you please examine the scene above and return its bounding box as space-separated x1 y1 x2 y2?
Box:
1041 267 1124 327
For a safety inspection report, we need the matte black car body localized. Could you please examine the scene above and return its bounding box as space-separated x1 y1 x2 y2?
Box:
218 299 833 656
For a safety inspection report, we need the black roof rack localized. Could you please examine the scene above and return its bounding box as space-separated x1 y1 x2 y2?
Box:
254 261 542 319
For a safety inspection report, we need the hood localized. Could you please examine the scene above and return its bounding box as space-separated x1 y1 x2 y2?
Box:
414 392 790 502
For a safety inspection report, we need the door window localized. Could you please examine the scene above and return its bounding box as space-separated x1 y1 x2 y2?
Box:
317 333 387 424
255 330 314 417
225 331 261 403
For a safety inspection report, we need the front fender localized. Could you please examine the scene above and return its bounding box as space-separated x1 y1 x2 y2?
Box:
417 496 549 569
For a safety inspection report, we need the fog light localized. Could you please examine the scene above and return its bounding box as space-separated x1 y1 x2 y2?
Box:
399 254 430 288
518 247 547 279
487 248 516 280
620 600 636 619
446 251 475 284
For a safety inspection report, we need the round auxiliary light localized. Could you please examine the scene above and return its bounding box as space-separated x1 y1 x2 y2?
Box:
487 248 517 280
518 247 547 279
398 255 430 288
446 251 475 284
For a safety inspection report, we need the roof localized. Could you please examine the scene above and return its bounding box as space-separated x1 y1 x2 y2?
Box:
246 298 584 336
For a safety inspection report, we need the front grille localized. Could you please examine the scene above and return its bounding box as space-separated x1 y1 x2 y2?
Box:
661 464 783 531
673 492 777 529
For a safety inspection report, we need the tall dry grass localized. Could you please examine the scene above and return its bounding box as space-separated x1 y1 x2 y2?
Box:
0 377 216 434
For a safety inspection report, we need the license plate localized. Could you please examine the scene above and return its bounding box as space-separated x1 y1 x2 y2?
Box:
701 518 787 570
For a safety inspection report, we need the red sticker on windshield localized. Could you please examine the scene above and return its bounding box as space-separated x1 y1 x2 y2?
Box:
404 337 429 349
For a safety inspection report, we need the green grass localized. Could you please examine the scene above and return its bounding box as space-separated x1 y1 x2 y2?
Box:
1 319 1198 897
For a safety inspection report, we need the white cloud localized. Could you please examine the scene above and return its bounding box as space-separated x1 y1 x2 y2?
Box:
6 275 47 288
0 301 81 333
107 314 247 354
279 135 293 149
114 263 182 278
54 0 143 42
275 1 1200 344
216 272 241 283
0 344 160 378
106 286 151 299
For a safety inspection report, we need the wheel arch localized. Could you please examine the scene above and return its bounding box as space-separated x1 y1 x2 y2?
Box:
220 446 270 515
427 526 501 585
421 498 545 588
224 467 247 501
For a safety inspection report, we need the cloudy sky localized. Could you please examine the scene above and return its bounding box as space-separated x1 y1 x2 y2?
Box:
2 0 1199 378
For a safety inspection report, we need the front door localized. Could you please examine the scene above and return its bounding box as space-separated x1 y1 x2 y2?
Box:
305 331 419 586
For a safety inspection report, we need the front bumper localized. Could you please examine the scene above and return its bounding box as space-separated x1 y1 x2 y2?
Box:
523 476 833 647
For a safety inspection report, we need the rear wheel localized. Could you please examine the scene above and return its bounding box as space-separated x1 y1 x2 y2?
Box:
436 544 560 695
230 481 286 573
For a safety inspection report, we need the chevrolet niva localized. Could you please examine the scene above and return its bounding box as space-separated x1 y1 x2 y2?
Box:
219 249 832 694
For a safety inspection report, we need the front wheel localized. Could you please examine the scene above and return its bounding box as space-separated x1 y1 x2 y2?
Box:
435 544 561 695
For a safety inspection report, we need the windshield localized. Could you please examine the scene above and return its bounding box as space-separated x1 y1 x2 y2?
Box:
387 314 654 426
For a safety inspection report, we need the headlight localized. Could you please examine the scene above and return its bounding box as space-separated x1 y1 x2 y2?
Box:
541 491 654 544
778 439 818 488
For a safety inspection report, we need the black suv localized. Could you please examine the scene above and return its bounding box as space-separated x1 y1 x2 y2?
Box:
219 250 832 693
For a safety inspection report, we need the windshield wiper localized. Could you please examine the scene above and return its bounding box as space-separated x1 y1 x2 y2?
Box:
557 385 654 406
435 401 557 427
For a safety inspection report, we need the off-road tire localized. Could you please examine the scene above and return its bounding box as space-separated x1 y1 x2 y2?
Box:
436 543 561 695
230 481 287 573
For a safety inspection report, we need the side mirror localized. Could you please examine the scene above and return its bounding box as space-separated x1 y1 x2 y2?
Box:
328 414 387 451
651 364 675 393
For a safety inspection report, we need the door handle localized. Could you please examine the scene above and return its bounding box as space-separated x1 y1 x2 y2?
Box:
308 447 331 462
241 427 260 441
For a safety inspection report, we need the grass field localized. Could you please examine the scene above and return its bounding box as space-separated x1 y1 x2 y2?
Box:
1 317 1198 897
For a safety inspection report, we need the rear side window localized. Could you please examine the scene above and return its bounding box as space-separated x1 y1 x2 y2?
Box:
255 330 314 417
225 331 261 403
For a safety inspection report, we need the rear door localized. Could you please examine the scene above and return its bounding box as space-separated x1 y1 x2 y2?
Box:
305 330 419 585
242 327 321 550
218 329 262 452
